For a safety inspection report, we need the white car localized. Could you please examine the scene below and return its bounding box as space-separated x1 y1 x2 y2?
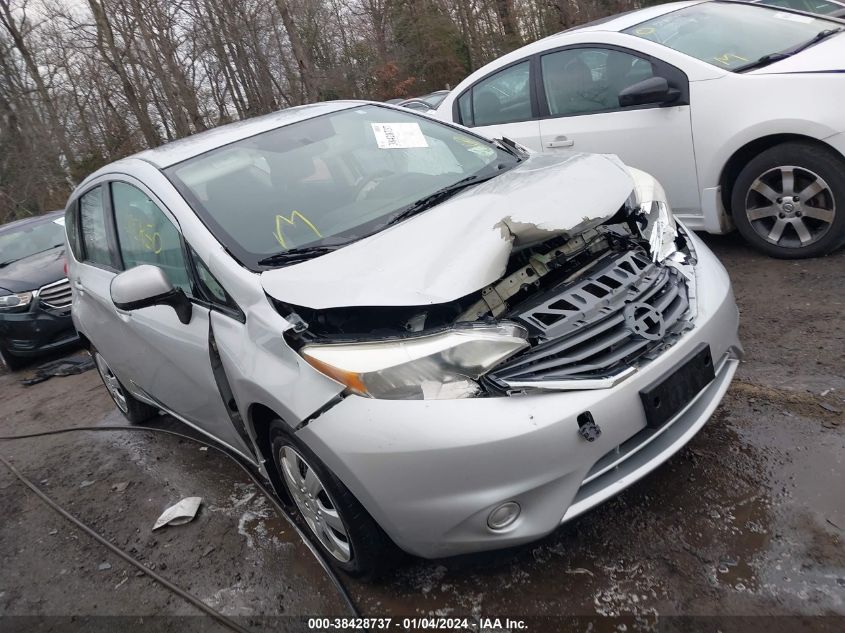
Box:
434 0 845 258
751 0 845 18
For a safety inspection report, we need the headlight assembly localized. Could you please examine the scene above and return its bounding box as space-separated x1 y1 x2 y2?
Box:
301 322 529 400
0 291 33 311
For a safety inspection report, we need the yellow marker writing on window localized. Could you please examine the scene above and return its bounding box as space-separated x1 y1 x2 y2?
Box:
713 53 749 66
274 211 322 249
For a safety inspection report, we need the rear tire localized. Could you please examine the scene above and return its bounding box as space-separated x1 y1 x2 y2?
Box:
268 419 401 577
91 348 157 424
731 141 845 258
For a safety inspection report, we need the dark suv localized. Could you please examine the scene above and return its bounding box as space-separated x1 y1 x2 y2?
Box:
0 211 78 370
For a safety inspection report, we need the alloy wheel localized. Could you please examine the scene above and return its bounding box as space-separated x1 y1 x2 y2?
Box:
744 165 835 249
279 445 352 563
94 353 128 413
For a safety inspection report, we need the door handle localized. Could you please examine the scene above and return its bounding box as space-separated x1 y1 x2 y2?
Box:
546 136 575 148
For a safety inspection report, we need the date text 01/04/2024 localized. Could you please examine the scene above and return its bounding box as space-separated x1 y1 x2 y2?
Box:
306 617 528 631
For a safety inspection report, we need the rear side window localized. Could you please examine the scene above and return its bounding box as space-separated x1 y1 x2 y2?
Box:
79 187 112 267
111 182 192 294
458 61 532 127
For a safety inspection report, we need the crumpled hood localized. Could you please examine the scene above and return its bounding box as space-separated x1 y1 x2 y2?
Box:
261 152 634 309
750 34 845 74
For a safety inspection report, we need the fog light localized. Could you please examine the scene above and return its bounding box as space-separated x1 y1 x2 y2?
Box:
487 501 520 530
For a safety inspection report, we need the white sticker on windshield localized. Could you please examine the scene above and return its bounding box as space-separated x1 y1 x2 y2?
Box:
772 11 814 24
52 217 66 226
371 122 429 149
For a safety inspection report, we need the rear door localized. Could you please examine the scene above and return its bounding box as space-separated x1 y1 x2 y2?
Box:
453 60 542 151
536 46 701 214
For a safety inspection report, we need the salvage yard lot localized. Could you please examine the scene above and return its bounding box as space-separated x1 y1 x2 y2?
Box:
1 233 843 627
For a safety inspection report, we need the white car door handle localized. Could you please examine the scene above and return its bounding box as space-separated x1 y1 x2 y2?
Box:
546 136 574 148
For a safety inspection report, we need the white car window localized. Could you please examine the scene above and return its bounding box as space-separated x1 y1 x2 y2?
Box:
541 48 655 116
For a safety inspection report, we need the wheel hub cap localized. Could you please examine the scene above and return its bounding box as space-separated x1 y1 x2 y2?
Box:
279 446 351 563
94 354 128 413
745 165 835 249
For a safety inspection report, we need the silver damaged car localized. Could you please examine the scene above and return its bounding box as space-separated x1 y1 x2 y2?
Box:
64 102 742 575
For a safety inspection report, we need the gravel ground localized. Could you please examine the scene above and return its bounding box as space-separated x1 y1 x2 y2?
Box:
0 233 842 631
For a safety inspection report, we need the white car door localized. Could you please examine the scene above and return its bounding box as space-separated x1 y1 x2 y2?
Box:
536 46 701 215
453 60 542 151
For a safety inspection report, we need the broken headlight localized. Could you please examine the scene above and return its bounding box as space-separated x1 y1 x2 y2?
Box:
301 323 529 400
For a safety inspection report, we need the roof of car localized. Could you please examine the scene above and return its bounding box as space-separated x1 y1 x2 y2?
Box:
133 100 365 169
440 1 705 86
558 0 706 34
0 210 64 233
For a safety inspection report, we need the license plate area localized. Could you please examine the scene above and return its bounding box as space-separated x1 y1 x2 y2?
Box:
640 343 715 429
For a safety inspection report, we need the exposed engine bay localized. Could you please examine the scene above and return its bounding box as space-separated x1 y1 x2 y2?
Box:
277 199 697 395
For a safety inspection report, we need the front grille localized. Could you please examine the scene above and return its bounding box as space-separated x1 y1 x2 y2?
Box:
490 247 691 386
38 278 72 309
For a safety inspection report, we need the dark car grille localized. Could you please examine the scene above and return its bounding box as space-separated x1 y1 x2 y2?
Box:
38 278 72 309
490 248 691 386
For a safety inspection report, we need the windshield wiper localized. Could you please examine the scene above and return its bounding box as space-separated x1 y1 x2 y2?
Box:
385 172 501 227
734 28 844 73
257 244 341 267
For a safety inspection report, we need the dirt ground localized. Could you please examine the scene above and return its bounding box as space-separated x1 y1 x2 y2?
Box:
1 232 843 631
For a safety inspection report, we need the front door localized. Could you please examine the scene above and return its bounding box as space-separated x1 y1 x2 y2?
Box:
75 177 251 457
536 46 700 214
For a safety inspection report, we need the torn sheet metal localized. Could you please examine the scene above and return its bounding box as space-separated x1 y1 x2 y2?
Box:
152 496 202 530
626 166 679 263
260 152 634 310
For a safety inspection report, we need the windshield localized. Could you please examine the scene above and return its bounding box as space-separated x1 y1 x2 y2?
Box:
624 2 840 71
0 217 65 266
167 104 518 270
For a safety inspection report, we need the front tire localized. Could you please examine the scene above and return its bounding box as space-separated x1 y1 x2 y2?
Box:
0 346 25 372
92 348 157 424
731 141 845 258
269 420 399 577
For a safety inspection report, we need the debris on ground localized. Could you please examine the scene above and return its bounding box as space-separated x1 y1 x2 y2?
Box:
111 482 130 493
79 479 96 488
20 354 95 386
98 562 112 571
152 496 203 530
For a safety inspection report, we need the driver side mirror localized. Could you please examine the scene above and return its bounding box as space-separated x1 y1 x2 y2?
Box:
110 264 192 325
618 77 680 108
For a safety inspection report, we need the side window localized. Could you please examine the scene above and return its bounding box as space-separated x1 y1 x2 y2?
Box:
79 187 113 267
111 182 192 294
188 247 242 319
459 61 532 127
541 48 655 117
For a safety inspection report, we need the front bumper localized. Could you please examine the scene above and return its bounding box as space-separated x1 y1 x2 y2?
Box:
0 303 78 358
298 233 741 558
